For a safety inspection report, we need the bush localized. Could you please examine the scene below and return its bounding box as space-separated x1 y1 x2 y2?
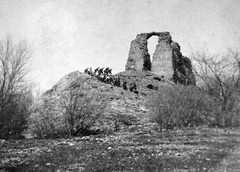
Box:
28 99 66 139
28 85 106 139
0 90 33 139
220 108 240 127
60 88 106 136
150 85 218 130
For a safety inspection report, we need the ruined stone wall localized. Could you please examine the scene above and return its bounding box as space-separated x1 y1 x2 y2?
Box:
125 31 196 85
125 33 151 71
151 32 173 80
171 42 196 85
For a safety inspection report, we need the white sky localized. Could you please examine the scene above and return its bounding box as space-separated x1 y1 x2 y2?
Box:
0 0 240 91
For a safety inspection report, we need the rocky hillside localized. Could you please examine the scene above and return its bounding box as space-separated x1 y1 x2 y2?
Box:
34 31 196 133
40 70 170 128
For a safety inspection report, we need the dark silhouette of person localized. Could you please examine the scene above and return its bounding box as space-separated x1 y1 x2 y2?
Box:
114 77 121 87
123 81 128 91
84 68 89 74
129 82 137 92
108 76 114 84
94 67 100 75
108 68 112 75
104 67 110 75
88 68 93 76
98 68 104 76
105 75 110 83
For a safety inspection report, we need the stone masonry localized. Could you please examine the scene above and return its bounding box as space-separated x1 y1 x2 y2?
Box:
125 32 195 85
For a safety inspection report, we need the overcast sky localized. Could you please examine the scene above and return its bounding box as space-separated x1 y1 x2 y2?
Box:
0 0 240 91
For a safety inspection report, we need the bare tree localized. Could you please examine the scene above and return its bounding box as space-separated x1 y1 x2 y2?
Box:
0 36 33 139
228 49 240 88
191 49 240 126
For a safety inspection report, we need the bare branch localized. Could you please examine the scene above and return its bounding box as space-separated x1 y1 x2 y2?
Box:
190 48 240 113
0 35 32 114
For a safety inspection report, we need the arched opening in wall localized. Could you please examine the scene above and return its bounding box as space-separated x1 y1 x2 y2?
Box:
147 36 159 62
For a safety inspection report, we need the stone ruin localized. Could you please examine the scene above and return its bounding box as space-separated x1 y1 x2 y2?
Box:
125 32 196 85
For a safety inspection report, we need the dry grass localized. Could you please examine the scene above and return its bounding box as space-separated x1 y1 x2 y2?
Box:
1 125 240 172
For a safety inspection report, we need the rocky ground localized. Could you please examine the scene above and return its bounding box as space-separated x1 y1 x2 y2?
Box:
1 124 240 172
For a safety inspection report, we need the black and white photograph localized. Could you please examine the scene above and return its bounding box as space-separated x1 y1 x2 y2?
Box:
1 0 240 171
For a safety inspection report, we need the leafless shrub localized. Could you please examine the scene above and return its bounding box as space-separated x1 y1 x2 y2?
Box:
151 85 218 130
28 98 65 139
60 86 106 136
29 83 106 138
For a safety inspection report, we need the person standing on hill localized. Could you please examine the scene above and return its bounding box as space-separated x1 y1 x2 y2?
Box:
123 81 128 91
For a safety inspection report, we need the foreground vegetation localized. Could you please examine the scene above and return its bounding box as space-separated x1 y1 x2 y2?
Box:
1 125 240 171
1 35 240 171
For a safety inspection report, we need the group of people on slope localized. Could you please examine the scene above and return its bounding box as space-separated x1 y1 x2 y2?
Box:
84 67 119 85
84 67 138 94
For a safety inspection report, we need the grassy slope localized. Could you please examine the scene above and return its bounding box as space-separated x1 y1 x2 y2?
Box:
1 125 240 172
